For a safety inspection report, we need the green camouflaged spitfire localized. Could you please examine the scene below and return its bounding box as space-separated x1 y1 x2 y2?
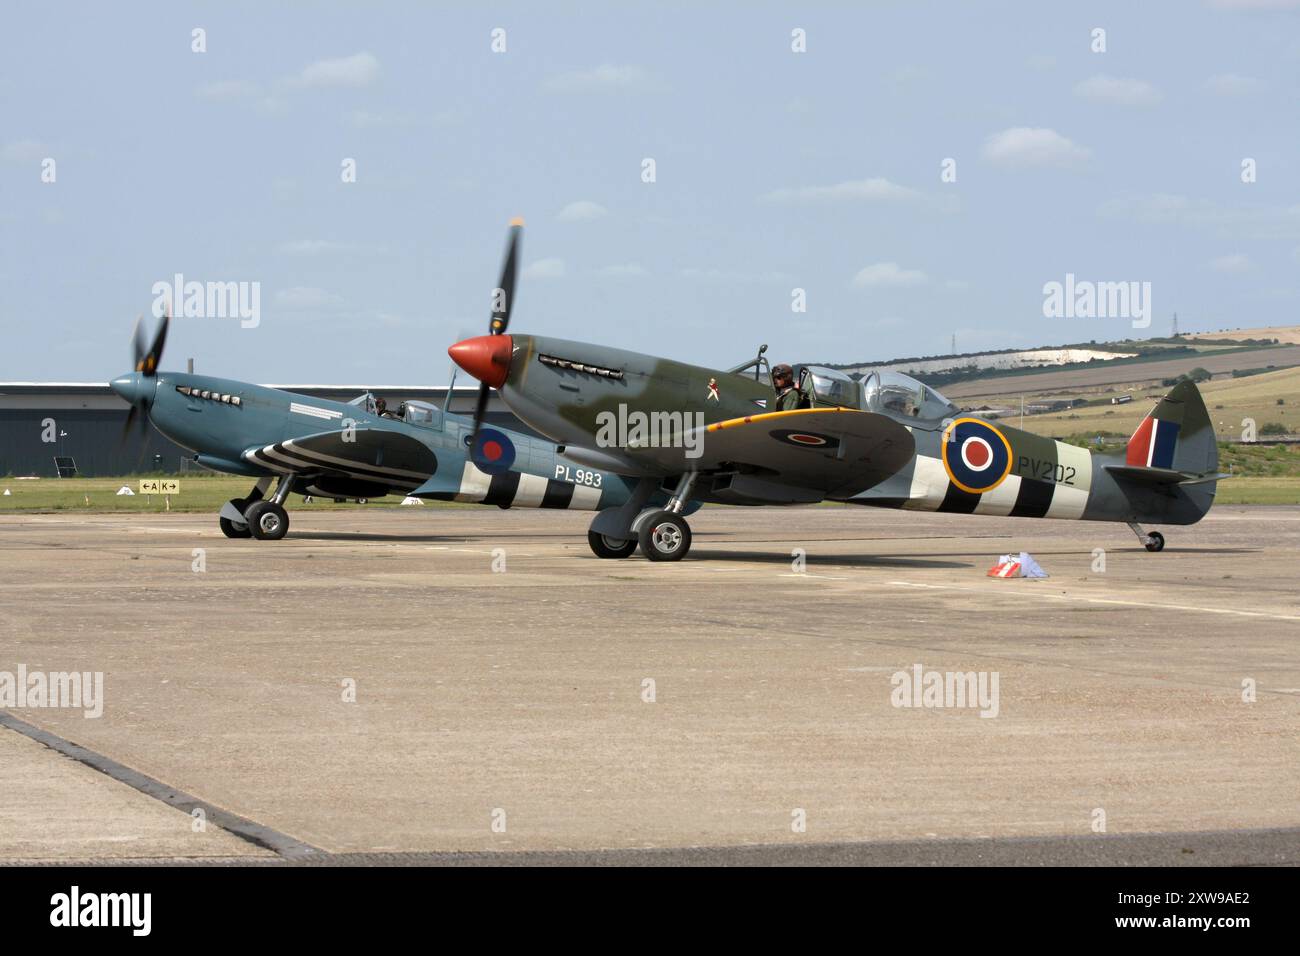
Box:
451 223 1226 562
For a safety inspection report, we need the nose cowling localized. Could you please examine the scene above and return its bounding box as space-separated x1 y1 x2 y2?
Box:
448 335 513 389
110 372 154 406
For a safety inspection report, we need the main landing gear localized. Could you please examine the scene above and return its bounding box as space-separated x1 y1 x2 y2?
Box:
638 511 692 561
219 475 297 541
584 472 700 561
637 472 698 562
586 532 638 559
1127 521 1165 552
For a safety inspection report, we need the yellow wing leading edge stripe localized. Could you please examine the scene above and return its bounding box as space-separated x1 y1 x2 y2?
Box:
706 406 863 432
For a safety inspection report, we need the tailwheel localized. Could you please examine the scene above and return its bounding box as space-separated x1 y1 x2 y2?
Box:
218 498 252 539
1144 531 1165 553
588 531 637 559
638 510 692 562
245 501 290 541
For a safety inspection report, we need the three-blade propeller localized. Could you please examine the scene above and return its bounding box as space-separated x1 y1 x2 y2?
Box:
468 217 523 441
121 310 169 440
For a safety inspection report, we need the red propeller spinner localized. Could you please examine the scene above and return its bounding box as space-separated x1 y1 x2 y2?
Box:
448 334 513 389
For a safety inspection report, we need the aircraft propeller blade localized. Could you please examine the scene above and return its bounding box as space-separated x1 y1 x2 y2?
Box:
117 385 150 458
470 381 491 440
121 404 138 439
139 309 169 376
131 314 147 371
468 218 523 443
119 309 169 451
490 217 522 336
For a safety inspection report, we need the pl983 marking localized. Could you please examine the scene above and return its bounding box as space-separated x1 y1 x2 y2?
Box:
554 464 602 488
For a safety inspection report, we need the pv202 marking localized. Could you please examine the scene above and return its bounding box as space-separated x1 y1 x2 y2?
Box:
1018 456 1077 486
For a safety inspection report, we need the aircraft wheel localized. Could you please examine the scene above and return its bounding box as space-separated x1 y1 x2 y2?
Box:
246 501 289 541
1144 531 1165 553
638 511 691 562
219 498 251 539
588 531 637 559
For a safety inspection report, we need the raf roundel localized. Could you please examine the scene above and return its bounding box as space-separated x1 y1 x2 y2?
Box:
770 428 841 450
470 427 517 476
941 418 1012 495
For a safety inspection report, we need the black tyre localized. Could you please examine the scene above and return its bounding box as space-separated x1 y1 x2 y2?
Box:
219 498 251 539
638 511 691 562
246 501 289 541
1144 531 1165 553
588 531 638 559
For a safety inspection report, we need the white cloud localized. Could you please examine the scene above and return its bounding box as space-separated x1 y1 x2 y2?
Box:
523 258 566 280
1099 193 1300 239
196 79 260 100
1208 253 1253 273
289 52 379 90
275 286 345 310
599 263 649 277
852 262 928 288
0 140 49 163
761 177 922 204
1206 73 1263 95
982 127 1090 168
1073 74 1163 107
557 200 608 222
543 64 658 94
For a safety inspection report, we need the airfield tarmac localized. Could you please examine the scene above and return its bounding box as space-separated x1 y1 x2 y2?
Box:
1 505 1297 865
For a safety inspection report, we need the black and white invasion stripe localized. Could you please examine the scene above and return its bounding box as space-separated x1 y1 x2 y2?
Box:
244 439 427 492
449 463 603 510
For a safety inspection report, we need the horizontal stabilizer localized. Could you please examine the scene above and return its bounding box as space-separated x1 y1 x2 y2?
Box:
1105 464 1230 486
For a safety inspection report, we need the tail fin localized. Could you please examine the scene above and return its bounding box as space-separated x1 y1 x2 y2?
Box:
1104 380 1221 524
1123 379 1218 476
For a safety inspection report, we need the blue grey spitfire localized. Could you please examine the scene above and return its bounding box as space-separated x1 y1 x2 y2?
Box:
108 222 640 546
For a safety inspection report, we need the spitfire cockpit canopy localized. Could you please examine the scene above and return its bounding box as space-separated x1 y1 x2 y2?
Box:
798 366 861 410
402 400 442 427
861 370 957 421
347 391 377 413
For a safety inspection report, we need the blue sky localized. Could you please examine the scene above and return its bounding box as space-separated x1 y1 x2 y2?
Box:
2 0 1298 383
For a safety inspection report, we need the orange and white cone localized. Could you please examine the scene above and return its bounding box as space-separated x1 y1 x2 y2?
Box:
987 557 1022 577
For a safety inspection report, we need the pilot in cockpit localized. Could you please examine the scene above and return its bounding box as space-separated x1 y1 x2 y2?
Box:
772 363 810 412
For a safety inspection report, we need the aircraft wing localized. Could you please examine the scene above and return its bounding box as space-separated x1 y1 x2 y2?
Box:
243 427 437 492
636 407 916 497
